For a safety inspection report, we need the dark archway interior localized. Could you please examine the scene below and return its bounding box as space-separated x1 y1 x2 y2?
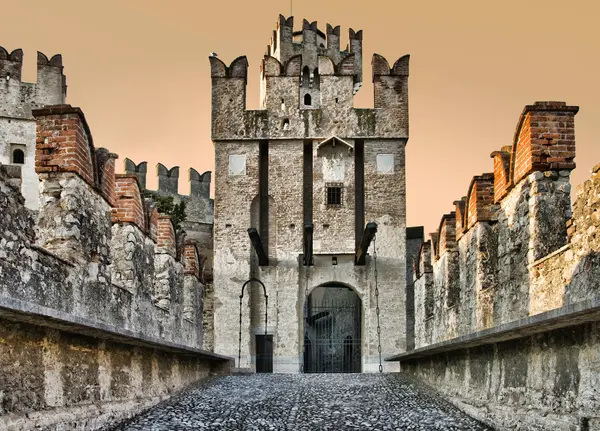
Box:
12 148 24 164
304 285 361 373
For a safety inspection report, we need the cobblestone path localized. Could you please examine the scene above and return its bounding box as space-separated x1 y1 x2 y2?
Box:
113 374 491 431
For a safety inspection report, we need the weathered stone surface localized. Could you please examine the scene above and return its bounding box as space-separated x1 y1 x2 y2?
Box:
0 101 226 429
211 16 409 372
0 316 227 431
0 46 67 210
400 102 600 430
401 321 600 431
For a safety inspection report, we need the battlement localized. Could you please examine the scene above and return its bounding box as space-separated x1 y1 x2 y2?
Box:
409 101 598 349
0 46 67 118
124 158 212 200
210 16 409 141
267 15 361 67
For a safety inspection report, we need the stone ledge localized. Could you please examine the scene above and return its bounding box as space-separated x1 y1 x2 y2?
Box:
386 296 600 361
0 295 232 361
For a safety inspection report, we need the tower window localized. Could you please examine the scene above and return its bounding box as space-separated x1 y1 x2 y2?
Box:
326 183 343 206
12 148 25 164
282 119 290 131
304 93 312 106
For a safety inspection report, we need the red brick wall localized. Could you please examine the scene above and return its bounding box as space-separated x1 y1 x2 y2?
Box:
148 206 158 243
33 105 96 187
454 198 466 240
157 215 176 256
491 146 511 203
100 154 117 207
183 243 201 278
466 174 495 230
438 213 457 255
112 175 145 231
511 101 578 185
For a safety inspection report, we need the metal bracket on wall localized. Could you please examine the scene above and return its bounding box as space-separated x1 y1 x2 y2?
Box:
303 223 314 266
355 222 377 265
247 228 268 266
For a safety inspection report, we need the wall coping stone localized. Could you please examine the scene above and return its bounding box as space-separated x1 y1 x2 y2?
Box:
529 243 571 268
0 296 232 361
386 296 600 361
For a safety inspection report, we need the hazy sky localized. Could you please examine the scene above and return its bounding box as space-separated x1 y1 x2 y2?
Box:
3 0 599 235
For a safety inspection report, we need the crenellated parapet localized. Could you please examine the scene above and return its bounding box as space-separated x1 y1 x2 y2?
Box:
411 101 597 352
210 15 409 141
123 158 214 241
124 158 212 201
0 46 67 118
0 103 209 352
33 105 118 205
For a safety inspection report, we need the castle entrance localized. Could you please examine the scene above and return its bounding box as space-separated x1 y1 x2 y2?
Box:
303 284 361 373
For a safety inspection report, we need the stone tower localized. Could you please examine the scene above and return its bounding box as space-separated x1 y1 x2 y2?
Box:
0 47 67 210
210 15 409 372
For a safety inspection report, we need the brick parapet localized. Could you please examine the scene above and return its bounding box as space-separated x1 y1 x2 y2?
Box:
146 200 159 243
34 105 96 185
510 101 578 186
33 104 116 205
157 215 176 257
465 173 496 230
411 102 600 363
183 242 202 279
490 146 511 203
437 212 457 256
453 198 467 240
112 174 145 231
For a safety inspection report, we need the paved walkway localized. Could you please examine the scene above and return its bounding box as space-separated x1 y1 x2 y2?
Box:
113 374 490 430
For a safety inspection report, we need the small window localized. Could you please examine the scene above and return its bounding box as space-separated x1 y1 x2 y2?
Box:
228 155 246 176
304 93 312 106
376 154 394 174
282 119 290 131
326 184 343 206
12 149 25 164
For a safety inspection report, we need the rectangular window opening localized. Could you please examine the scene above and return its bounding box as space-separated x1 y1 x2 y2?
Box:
326 184 343 206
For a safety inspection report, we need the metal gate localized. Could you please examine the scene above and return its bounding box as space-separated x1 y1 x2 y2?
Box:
303 290 361 373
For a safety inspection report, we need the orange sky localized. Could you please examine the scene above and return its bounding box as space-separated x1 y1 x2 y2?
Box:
3 0 599 235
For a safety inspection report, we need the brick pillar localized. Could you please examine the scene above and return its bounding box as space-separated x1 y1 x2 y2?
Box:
510 101 579 261
33 105 114 264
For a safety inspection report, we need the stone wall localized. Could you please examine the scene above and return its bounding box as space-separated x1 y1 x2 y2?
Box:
123 159 215 349
0 104 230 429
211 16 410 373
401 321 600 430
0 46 67 210
392 101 600 429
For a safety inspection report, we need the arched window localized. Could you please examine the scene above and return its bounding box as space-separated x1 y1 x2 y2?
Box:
314 68 320 90
12 149 24 164
304 93 312 106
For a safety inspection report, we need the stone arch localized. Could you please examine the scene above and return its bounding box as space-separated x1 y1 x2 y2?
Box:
303 282 362 373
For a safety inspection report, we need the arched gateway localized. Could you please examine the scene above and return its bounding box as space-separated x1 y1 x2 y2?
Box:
304 284 361 373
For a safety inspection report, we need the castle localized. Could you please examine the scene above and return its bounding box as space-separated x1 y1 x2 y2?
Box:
1 13 600 431
210 15 411 372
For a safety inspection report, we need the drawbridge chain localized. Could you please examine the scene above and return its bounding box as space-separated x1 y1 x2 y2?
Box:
238 278 268 369
373 235 383 373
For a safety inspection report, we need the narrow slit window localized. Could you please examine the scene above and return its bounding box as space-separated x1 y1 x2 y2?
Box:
304 93 312 106
12 149 24 164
